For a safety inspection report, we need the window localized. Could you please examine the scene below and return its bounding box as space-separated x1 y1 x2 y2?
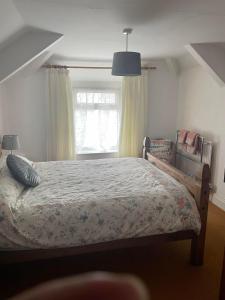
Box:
74 89 120 154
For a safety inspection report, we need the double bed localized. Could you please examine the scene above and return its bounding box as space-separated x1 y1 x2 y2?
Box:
0 145 210 265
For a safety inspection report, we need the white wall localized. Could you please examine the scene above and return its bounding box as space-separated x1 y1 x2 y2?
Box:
0 86 4 136
148 60 178 141
1 59 178 161
177 65 225 210
2 70 48 161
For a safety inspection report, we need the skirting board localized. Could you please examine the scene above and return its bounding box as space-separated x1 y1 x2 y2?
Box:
212 194 225 211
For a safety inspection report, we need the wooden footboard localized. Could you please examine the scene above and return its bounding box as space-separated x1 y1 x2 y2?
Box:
0 231 196 264
146 152 210 265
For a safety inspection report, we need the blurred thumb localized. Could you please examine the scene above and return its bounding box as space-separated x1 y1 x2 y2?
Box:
10 272 150 300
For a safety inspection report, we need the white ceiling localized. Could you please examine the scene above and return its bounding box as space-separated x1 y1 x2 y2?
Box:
2 0 225 61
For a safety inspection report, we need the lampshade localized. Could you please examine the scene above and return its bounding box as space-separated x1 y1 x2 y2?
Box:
2 135 20 151
112 51 141 76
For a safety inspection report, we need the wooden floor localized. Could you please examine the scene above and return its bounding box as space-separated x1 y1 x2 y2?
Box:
1 202 225 299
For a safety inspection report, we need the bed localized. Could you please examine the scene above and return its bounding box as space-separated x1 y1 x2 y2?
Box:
0 146 210 265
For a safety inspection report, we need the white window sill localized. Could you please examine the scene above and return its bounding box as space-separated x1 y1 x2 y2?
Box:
76 152 118 160
77 151 118 155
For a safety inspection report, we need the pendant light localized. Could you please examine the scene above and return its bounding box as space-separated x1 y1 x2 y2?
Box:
112 28 141 76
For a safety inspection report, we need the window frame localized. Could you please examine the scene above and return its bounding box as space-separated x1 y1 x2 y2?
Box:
73 87 121 155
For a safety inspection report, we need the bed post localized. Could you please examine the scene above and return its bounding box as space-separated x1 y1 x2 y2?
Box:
143 136 151 159
190 164 210 265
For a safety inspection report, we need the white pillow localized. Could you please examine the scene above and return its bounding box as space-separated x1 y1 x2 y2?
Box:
0 161 24 205
0 154 7 171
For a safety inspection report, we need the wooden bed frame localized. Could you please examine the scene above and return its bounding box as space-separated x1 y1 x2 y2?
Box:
0 151 210 266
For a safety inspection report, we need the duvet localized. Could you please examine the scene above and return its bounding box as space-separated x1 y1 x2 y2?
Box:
0 157 201 249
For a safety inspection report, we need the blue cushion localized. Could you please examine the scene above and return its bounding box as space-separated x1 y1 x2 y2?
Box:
7 155 40 187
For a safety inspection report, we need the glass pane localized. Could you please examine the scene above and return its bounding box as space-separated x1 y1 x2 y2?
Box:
76 92 116 105
75 91 119 154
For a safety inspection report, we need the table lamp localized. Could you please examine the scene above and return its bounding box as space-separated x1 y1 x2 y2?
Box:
2 135 20 154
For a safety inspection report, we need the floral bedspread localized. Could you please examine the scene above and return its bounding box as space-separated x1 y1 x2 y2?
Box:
0 158 201 249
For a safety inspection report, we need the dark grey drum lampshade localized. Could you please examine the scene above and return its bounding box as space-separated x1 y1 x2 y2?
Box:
2 135 20 152
112 51 141 76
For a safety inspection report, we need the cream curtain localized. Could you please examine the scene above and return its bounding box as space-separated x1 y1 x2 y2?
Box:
47 68 75 161
119 71 149 157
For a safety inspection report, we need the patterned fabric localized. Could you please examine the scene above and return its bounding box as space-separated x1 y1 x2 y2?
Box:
186 131 198 146
0 158 28 248
0 158 201 250
0 156 25 202
7 155 40 187
0 153 6 170
178 129 188 144
186 135 200 154
148 139 172 163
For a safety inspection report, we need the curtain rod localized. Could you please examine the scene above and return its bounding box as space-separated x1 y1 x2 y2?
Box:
43 64 157 70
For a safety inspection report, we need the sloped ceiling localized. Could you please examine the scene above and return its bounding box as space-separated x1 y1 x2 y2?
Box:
186 43 225 86
11 0 225 61
0 0 24 47
0 28 63 84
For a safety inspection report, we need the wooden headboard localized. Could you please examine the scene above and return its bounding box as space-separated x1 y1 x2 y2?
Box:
175 130 213 181
146 152 201 203
143 133 213 182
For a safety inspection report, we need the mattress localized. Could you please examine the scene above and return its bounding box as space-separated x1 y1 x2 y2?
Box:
0 157 201 250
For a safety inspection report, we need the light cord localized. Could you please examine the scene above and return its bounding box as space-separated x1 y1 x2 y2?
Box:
126 33 128 51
